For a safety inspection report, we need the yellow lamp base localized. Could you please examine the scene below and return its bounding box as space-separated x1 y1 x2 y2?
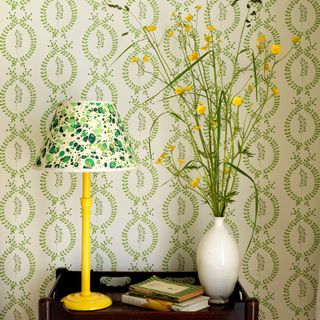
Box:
62 292 112 311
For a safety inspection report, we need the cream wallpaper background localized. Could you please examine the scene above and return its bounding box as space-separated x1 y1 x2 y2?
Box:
0 0 319 319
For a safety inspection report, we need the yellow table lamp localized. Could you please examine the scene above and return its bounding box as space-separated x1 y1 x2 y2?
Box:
35 100 136 311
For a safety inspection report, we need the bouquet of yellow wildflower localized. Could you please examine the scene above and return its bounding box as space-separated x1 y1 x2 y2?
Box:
111 3 298 219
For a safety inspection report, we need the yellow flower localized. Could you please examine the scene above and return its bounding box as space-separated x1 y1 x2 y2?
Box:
147 25 157 32
185 85 192 92
142 55 149 62
248 84 254 93
191 176 201 188
207 25 216 31
155 157 163 164
204 34 213 43
195 5 202 10
257 34 266 43
168 30 174 38
160 152 166 158
232 96 243 107
272 87 280 96
175 87 184 95
201 44 209 51
131 56 138 63
270 44 282 55
196 102 206 115
178 159 186 165
167 144 176 150
185 24 192 32
185 13 193 21
188 52 199 62
193 124 201 131
292 35 301 43
256 44 264 50
264 63 270 71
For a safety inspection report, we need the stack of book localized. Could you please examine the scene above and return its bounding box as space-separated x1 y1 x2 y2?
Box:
121 275 210 312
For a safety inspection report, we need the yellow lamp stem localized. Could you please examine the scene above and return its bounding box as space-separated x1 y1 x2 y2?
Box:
61 172 112 311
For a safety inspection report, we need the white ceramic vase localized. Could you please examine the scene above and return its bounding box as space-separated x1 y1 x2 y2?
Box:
197 217 240 304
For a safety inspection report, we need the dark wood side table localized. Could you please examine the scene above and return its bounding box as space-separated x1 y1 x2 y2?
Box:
39 268 258 320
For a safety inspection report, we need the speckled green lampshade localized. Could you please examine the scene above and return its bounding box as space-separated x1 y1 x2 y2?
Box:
35 101 136 172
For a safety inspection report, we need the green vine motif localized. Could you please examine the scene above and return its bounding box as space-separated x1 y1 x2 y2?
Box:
298 114 307 135
14 84 23 105
284 155 320 205
55 1 64 21
283 216 320 260
100 239 117 270
90 188 117 234
204 0 241 35
285 0 320 36
299 57 308 77
0 129 36 175
95 85 104 101
40 0 77 37
40 171 77 203
162 237 197 271
122 0 159 37
81 71 118 105
165 0 195 10
123 98 158 149
14 29 22 50
13 308 22 320
285 49 320 93
13 253 22 273
54 172 63 188
122 156 159 204
14 141 22 161
244 128 280 179
162 186 199 234
138 0 147 21
39 267 56 297
136 168 145 189
256 252 265 273
40 43 78 91
202 216 239 242
0 297 34 320
298 168 307 188
244 184 279 231
257 299 279 320
122 215 159 262
242 240 279 290
0 188 35 233
0 239 36 289
5 0 31 9
122 48 160 92
0 74 36 121
39 214 76 260
39 102 57 137
284 100 320 150
55 56 64 77
82 18 118 65
257 142 265 162
54 224 63 244
94 253 104 271
0 17 36 64
299 3 307 24
283 267 318 316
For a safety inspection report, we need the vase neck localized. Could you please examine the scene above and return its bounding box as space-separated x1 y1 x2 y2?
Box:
214 217 225 227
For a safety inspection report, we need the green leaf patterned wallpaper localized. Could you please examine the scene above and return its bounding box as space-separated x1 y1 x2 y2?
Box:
0 1 319 319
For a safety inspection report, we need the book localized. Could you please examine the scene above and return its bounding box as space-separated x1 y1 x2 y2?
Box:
122 292 210 312
128 275 204 302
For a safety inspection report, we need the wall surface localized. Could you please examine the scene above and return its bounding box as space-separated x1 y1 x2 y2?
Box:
0 0 319 319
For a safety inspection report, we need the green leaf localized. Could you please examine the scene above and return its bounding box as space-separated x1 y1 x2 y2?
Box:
251 50 259 101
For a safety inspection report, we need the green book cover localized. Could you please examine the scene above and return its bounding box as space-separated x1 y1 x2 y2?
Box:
129 276 204 302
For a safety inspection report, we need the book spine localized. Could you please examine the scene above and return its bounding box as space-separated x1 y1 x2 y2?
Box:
122 294 173 312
